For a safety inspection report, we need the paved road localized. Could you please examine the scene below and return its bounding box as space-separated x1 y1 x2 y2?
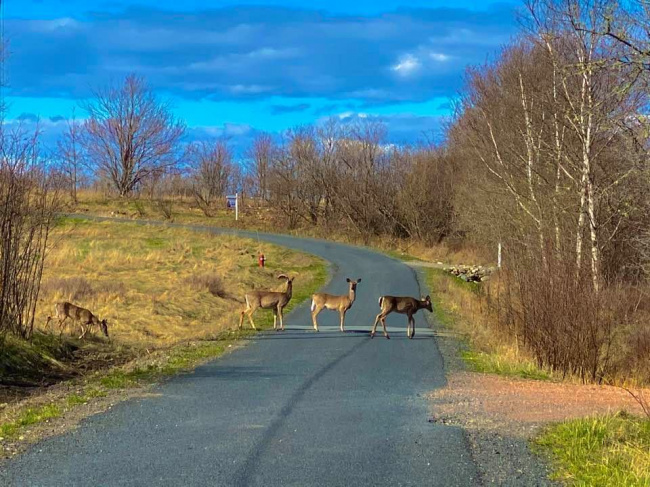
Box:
2 221 479 486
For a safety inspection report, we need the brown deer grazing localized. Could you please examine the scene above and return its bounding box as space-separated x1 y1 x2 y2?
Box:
370 295 432 339
239 274 294 331
310 278 361 332
46 302 109 339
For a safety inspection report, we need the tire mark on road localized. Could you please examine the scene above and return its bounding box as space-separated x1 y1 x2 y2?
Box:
233 335 369 487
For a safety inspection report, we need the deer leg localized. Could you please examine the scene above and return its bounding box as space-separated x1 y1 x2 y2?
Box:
278 306 285 331
371 313 383 338
311 306 322 332
381 317 390 339
247 309 257 330
58 316 68 337
239 309 246 330
408 315 415 339
79 324 88 340
339 310 346 332
272 308 278 331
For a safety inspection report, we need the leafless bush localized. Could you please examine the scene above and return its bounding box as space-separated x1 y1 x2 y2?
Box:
132 199 146 217
41 277 95 302
95 281 127 297
183 274 227 298
623 388 650 418
488 248 644 383
155 198 174 220
0 124 61 338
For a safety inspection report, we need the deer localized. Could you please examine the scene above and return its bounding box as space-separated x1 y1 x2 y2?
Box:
46 302 109 339
310 278 361 332
239 274 294 331
370 295 432 340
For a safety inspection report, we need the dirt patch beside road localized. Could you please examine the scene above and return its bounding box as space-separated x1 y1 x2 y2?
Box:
430 372 644 436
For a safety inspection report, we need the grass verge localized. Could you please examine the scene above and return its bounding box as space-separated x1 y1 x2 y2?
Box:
535 412 650 486
425 267 555 381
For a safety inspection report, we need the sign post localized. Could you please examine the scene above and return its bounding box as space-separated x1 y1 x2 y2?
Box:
235 192 239 221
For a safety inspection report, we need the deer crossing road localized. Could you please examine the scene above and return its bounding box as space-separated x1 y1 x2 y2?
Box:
1 218 479 486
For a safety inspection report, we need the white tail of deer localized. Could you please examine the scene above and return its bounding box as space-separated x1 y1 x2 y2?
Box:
46 302 109 339
310 278 361 332
370 295 432 339
239 274 294 331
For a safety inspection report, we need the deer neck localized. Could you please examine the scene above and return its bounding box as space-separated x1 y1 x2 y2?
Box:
285 282 293 300
348 287 356 304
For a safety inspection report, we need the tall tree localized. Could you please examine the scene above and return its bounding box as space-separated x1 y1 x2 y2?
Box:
82 75 185 197
57 110 84 203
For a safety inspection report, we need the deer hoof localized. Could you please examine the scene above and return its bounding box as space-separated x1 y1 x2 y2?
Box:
370 332 375 339
386 335 390 340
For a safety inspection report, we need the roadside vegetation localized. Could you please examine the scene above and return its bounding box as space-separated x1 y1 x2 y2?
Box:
536 413 650 486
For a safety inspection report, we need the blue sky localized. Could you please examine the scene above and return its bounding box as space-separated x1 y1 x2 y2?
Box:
5 0 519 152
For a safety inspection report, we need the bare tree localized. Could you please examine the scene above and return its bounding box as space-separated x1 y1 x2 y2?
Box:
189 139 234 216
247 132 274 201
57 110 84 203
82 75 185 197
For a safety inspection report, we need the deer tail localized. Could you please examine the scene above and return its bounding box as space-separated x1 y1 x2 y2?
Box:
378 296 383 308
310 298 315 312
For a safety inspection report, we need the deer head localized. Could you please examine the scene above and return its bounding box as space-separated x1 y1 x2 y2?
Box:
421 295 433 312
345 278 362 294
100 319 109 337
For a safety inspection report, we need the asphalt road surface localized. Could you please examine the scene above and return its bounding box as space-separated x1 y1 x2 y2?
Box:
1 221 480 486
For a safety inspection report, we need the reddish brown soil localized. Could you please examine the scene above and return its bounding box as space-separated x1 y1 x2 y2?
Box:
429 372 647 437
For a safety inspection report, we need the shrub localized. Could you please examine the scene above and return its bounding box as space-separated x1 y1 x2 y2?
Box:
183 274 227 298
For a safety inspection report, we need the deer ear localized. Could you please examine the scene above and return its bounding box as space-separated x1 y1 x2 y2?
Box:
357 278 362 283
426 295 431 301
346 278 351 283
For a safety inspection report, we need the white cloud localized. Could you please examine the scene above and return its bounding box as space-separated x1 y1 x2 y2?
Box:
429 52 451 62
391 54 421 76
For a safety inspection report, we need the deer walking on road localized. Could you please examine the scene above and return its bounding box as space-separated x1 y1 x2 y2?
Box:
239 274 294 331
46 302 109 339
370 295 432 339
310 278 361 332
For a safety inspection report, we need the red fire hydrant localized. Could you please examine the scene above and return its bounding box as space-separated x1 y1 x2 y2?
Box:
258 253 266 268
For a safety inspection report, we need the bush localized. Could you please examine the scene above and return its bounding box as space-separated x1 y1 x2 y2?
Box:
487 250 647 383
41 277 95 302
183 274 227 298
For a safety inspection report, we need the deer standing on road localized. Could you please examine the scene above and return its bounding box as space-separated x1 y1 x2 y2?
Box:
370 295 432 339
239 274 294 331
310 278 361 332
46 302 109 339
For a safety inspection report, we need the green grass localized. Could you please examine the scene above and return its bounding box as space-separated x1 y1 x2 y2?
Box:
462 350 552 381
0 404 62 440
536 412 650 486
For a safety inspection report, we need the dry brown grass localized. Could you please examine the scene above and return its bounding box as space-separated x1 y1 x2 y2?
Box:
38 217 326 347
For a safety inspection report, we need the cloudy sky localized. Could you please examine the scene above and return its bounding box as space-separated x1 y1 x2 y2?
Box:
5 0 519 151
